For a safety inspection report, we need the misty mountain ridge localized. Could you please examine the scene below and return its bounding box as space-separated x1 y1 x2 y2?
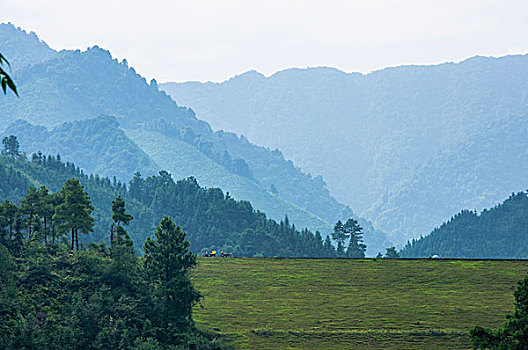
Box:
162 54 528 244
0 23 393 253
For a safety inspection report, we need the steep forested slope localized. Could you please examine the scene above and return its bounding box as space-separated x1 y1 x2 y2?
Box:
162 56 528 243
367 112 528 243
3 117 159 181
123 127 333 235
401 192 528 258
0 23 365 242
0 154 338 257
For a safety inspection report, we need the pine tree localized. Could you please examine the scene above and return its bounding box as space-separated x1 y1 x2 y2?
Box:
53 179 94 250
110 195 133 244
19 187 40 239
332 220 347 256
0 200 17 240
36 186 53 244
143 217 200 338
344 218 366 258
1 135 20 159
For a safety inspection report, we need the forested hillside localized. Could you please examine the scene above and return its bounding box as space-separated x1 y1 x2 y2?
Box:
368 112 528 243
401 192 528 258
0 153 340 257
162 56 528 244
0 117 338 243
3 117 159 181
0 23 378 247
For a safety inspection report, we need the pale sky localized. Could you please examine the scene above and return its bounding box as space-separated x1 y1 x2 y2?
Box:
1 0 527 82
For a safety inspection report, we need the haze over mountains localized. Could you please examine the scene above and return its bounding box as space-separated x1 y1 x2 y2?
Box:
0 23 394 253
3 21 527 252
162 56 528 244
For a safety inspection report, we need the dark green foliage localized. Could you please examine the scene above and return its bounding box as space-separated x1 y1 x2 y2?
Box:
402 192 528 258
0 224 225 349
4 117 159 182
471 275 528 349
53 179 94 250
384 247 401 259
332 220 346 255
1 135 20 158
344 218 366 258
111 195 133 226
128 172 337 257
110 195 133 244
144 217 200 336
0 52 17 96
331 218 366 258
0 152 337 257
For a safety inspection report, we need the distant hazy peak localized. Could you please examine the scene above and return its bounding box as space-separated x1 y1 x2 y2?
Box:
230 69 266 81
0 22 50 47
0 22 56 69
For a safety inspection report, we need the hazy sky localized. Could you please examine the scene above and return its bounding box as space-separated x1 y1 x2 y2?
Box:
1 0 527 82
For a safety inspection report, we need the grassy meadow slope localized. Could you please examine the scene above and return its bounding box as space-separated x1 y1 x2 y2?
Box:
192 258 528 349
125 128 333 236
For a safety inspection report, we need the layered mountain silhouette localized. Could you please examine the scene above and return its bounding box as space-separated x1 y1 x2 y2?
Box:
162 55 528 244
0 23 392 253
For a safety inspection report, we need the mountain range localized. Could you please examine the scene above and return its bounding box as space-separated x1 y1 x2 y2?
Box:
162 55 528 244
0 23 391 254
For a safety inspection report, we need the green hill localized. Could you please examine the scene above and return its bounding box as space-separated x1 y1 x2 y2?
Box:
191 258 528 349
402 191 528 258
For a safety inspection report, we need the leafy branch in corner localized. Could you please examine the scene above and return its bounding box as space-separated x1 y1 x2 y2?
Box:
0 52 18 96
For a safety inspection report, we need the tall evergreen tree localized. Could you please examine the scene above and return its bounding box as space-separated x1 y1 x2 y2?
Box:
110 195 133 244
36 186 53 244
0 200 17 240
384 247 401 259
343 218 366 258
143 217 200 339
332 220 347 256
19 187 40 239
1 135 20 159
53 179 94 250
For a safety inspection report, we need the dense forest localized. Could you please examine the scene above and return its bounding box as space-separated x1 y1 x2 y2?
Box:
162 55 528 246
1 117 337 243
4 117 159 181
0 209 224 349
401 192 528 258
0 145 357 258
0 23 372 249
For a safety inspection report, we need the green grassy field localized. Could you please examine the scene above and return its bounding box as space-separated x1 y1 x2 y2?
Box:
191 258 528 349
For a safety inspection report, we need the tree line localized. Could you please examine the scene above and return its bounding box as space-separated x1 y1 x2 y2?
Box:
401 192 528 258
0 138 373 257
